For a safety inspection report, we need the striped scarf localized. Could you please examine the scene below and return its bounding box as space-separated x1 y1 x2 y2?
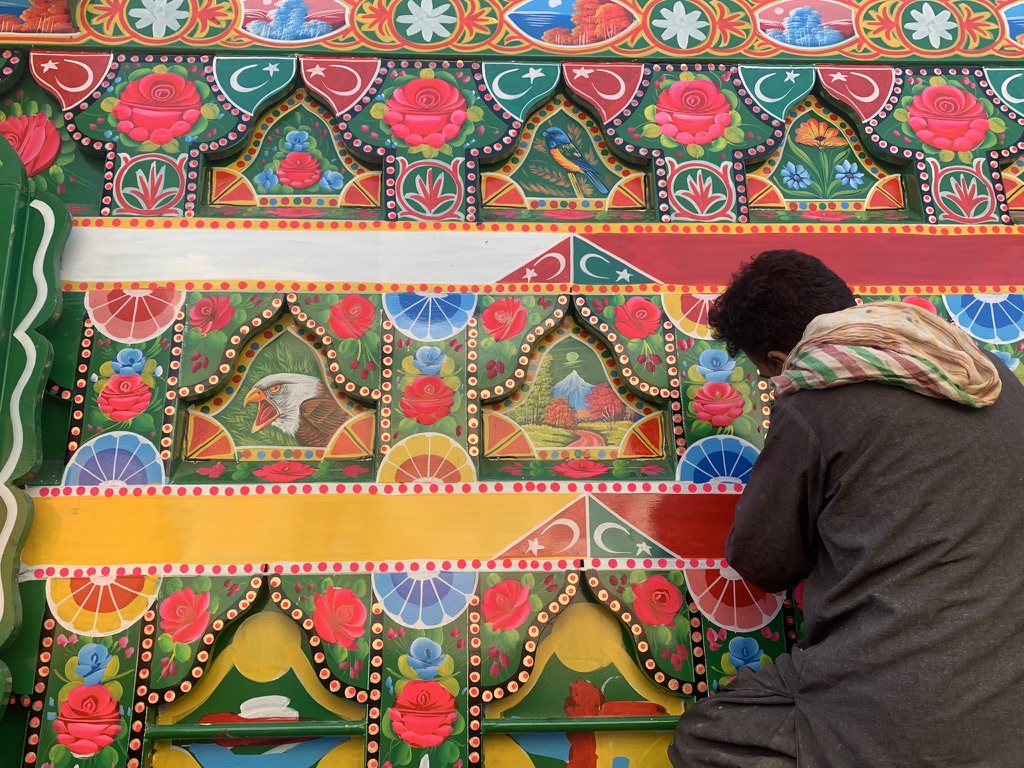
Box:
773 302 1002 408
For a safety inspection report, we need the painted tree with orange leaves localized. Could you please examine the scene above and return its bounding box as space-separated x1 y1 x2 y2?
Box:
544 397 578 430
1 0 75 33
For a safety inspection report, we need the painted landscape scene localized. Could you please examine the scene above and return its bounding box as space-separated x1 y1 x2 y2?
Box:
509 336 642 450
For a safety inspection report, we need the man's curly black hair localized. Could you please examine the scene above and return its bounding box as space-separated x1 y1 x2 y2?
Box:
708 250 856 359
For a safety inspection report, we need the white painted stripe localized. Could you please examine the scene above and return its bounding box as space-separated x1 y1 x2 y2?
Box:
60 227 565 283
0 199 56 625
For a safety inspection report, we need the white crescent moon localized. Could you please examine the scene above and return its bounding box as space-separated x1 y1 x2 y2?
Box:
753 72 787 104
50 59 99 94
593 522 632 554
530 251 567 279
845 71 882 104
229 64 265 94
996 72 1024 107
539 518 581 553
319 64 365 97
490 68 531 101
588 69 626 101
578 252 610 279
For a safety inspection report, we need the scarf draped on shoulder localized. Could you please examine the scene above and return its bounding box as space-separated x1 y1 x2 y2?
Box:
772 302 1002 408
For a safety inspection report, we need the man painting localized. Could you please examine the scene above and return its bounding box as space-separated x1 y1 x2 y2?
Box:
669 250 1024 766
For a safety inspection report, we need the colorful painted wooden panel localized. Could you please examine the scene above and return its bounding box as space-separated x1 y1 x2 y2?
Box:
0 0 1022 766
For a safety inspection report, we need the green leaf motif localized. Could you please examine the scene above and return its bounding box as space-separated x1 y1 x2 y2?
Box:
723 125 745 145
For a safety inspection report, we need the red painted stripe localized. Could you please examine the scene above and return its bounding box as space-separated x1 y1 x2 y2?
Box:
588 232 1024 287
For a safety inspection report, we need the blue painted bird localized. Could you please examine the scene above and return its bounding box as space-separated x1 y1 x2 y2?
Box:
541 126 609 196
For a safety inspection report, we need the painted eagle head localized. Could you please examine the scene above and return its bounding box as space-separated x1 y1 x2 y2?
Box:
243 373 327 437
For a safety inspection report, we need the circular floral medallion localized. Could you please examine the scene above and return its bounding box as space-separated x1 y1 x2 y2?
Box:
63 432 165 487
372 570 477 628
663 293 719 338
84 288 185 343
47 573 161 636
383 292 476 341
677 435 759 484
684 565 784 632
943 294 1024 344
377 434 475 484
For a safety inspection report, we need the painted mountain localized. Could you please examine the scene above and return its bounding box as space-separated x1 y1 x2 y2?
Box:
552 370 595 410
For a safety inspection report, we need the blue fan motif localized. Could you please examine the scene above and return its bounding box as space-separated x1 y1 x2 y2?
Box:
677 436 760 484
372 570 478 628
62 432 165 486
943 294 1024 344
383 293 477 342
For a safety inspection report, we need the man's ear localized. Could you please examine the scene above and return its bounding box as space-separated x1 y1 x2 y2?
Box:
767 350 787 366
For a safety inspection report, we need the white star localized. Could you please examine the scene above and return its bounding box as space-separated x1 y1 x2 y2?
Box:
126 0 190 39
523 267 538 281
263 63 279 76
636 541 652 555
396 0 457 43
306 64 326 78
40 60 59 72
829 72 848 82
784 70 799 83
651 1 709 50
905 2 957 50
572 66 594 79
524 67 545 83
615 268 633 282
526 538 544 555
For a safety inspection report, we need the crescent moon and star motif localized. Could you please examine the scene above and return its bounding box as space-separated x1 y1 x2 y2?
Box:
301 57 382 115
482 63 560 122
817 66 896 122
563 62 645 123
738 66 815 122
30 52 114 110
214 57 296 116
984 68 1024 111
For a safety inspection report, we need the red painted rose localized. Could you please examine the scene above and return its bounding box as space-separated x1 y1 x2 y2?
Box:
312 586 367 650
482 579 532 631
613 297 662 340
692 381 745 427
383 77 469 149
906 84 990 153
159 587 211 644
552 459 609 479
53 683 122 758
189 295 234 335
111 72 203 146
329 295 376 339
252 461 316 482
0 113 61 177
277 151 322 189
97 374 151 421
481 298 528 341
654 78 733 145
902 296 939 314
400 375 455 425
631 575 683 626
388 680 458 748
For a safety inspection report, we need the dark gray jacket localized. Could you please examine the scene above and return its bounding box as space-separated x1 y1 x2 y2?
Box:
727 359 1024 766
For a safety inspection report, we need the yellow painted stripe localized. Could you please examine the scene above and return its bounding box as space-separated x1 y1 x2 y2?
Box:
24 493 577 566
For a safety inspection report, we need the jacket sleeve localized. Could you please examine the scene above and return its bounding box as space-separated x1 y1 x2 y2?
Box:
725 395 824 593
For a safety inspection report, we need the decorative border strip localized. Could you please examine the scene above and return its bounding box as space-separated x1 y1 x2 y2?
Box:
69 218 1024 236
61 281 1024 295
23 558 733 581
30 480 743 497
